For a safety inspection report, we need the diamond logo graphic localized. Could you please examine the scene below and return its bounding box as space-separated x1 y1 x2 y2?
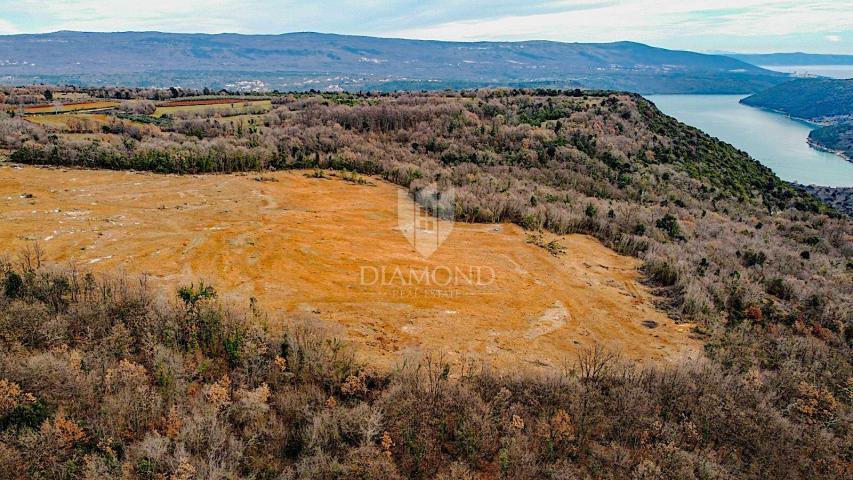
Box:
397 183 455 258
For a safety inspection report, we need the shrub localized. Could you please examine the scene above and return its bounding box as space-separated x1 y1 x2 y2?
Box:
177 282 216 309
3 272 22 299
766 278 794 300
655 214 683 240
742 250 767 267
646 259 679 286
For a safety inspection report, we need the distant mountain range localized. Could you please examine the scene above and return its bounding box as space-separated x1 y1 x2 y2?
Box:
0 31 787 93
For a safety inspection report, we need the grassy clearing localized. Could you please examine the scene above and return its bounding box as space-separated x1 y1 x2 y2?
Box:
221 113 268 126
153 99 271 118
159 97 264 107
26 113 110 131
23 101 119 114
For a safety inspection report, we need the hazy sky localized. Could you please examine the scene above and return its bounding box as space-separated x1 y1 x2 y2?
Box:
1 0 851 54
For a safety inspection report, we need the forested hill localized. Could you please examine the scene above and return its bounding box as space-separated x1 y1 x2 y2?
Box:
0 31 786 93
740 78 853 122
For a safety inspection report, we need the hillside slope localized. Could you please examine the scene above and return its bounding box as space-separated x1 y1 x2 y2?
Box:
0 31 786 93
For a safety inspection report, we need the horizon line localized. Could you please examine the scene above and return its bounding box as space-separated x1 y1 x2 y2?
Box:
0 30 849 56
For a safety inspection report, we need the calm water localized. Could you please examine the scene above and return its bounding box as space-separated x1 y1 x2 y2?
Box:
759 65 853 79
645 95 853 187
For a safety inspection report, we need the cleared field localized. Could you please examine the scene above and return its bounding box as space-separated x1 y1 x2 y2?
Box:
26 113 110 131
153 99 271 117
160 97 266 107
0 165 700 370
23 100 119 114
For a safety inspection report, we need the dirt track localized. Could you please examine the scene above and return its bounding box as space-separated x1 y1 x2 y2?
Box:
0 165 701 370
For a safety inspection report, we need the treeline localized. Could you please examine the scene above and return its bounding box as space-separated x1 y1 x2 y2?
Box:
11 140 277 174
0 85 253 104
0 262 848 479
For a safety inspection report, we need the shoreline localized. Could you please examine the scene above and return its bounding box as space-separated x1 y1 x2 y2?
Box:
807 137 852 163
737 100 833 126
737 99 853 164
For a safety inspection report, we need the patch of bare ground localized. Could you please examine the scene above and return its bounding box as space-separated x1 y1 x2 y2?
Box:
0 165 700 370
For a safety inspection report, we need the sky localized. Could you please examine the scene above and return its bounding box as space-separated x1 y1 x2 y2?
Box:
0 0 852 54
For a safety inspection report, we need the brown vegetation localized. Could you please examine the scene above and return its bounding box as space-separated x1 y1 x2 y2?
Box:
0 263 849 479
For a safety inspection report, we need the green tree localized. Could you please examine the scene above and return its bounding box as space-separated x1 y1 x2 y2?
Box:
656 214 682 239
178 281 216 310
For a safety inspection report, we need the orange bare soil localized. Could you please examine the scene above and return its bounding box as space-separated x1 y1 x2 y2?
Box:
0 165 700 370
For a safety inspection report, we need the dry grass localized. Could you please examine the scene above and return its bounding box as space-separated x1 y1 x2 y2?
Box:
25 113 110 131
23 101 119 114
160 98 263 107
1 89 850 479
153 99 271 117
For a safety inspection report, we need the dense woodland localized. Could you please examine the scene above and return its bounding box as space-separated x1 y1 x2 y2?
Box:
0 88 851 478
